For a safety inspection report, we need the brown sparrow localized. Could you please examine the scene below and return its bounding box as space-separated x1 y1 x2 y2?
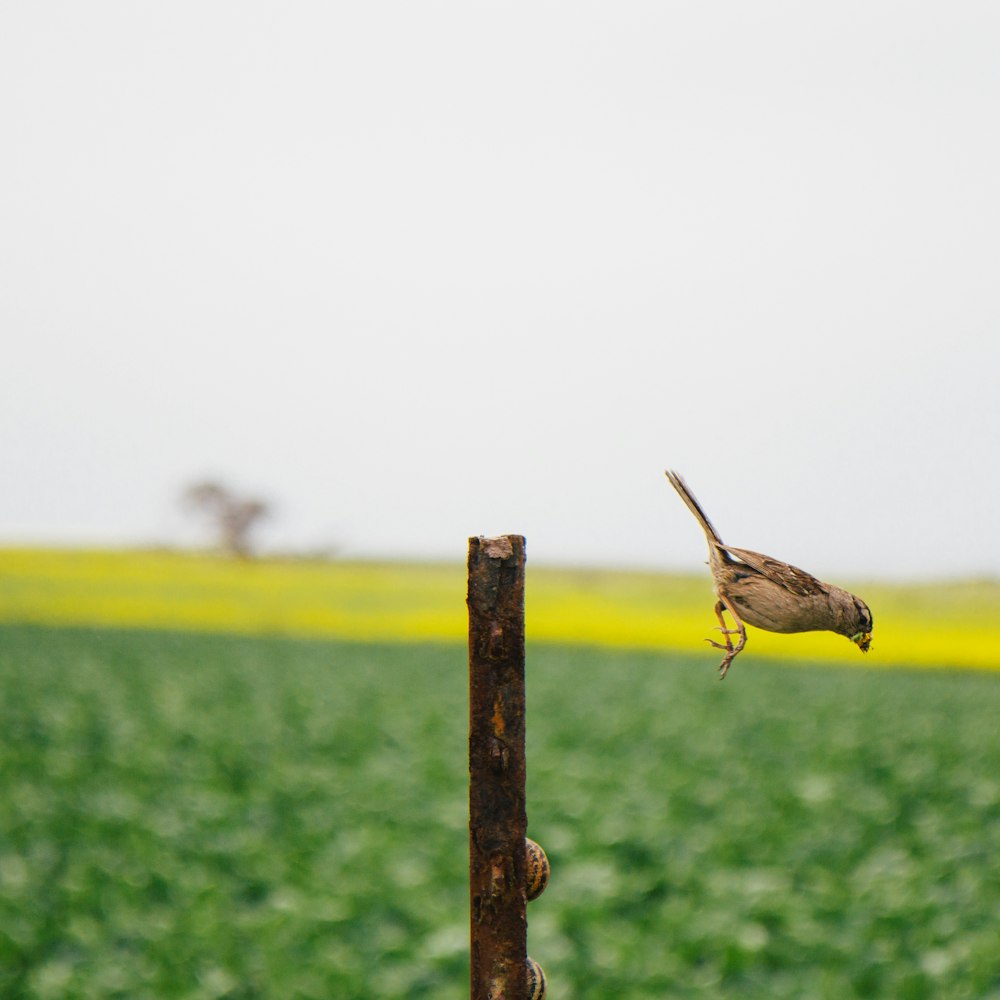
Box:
665 471 873 679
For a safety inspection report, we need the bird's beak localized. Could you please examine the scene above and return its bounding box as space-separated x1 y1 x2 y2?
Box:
850 632 872 653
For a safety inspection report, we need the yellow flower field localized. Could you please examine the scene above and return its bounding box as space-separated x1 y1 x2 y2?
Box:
1 547 998 670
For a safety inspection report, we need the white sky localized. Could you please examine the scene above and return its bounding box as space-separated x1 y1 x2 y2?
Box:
2 2 998 579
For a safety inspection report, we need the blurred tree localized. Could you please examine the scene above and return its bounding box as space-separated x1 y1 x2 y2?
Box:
183 481 270 558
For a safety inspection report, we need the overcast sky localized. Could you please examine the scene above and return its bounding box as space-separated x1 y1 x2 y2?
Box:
2 3 998 579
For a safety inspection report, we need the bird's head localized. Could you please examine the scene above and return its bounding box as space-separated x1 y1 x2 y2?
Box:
847 595 873 653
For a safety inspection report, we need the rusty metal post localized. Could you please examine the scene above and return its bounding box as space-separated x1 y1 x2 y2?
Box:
468 535 528 1000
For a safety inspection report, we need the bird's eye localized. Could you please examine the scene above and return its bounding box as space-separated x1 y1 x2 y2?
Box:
854 597 872 631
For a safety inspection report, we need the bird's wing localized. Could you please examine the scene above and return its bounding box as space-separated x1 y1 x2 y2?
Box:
718 545 828 597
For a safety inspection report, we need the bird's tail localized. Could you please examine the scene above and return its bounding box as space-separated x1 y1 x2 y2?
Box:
664 470 725 546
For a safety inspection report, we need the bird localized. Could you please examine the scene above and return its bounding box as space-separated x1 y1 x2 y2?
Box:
664 471 873 679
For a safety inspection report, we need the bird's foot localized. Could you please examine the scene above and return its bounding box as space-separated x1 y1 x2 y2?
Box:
710 631 745 678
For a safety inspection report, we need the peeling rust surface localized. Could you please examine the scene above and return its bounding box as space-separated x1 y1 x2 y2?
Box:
469 535 527 1000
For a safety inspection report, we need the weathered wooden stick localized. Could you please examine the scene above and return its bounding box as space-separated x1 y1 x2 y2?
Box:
468 534 528 1000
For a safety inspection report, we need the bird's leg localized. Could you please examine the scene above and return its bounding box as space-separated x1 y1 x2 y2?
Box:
704 596 747 679
706 600 736 652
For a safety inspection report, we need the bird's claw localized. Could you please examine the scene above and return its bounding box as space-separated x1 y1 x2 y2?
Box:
707 625 744 679
706 600 745 680
705 638 733 652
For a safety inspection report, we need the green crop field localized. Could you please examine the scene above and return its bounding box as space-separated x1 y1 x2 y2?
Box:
1 549 999 998
1 622 999 999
